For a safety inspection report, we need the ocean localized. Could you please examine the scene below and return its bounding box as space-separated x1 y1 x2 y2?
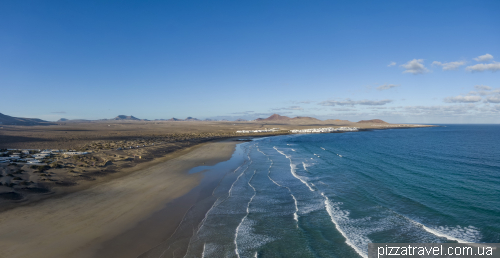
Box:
146 125 500 258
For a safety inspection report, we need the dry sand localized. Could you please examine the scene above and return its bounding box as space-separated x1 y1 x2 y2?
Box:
0 140 238 258
0 119 433 258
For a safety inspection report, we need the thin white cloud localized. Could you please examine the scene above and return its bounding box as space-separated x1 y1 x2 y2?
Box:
376 84 400 91
231 111 255 115
292 100 315 104
332 108 356 111
473 53 494 62
403 104 480 115
467 86 497 96
444 95 482 103
465 62 500 72
474 85 492 91
431 61 466 71
272 106 304 111
387 61 396 67
319 99 392 106
401 59 429 74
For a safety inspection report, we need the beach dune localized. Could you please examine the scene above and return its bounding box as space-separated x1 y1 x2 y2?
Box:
0 140 238 258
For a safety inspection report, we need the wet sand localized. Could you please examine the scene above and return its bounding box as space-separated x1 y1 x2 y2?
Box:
0 140 239 258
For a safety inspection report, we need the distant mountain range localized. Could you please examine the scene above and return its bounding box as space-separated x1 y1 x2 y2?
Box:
254 114 321 122
255 114 292 121
252 114 388 124
1 112 388 125
112 115 141 121
162 117 200 121
0 113 54 126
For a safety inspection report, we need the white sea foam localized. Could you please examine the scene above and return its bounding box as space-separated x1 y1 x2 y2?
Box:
229 164 250 198
232 162 245 174
291 149 296 151
321 147 326 150
302 161 314 171
393 212 481 243
298 199 324 215
418 223 481 243
235 170 257 258
200 242 225 258
201 243 206 258
321 192 369 258
196 196 222 235
255 147 266 156
291 194 299 222
198 147 255 232
234 218 274 258
258 146 300 225
274 146 314 191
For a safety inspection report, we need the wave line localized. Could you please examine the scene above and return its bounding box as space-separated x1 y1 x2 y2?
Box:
321 192 368 258
235 169 257 258
274 146 314 192
257 146 299 225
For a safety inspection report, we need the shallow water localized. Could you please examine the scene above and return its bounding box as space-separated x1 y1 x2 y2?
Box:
155 125 500 258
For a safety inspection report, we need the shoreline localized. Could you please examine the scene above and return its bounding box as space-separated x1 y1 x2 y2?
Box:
0 139 242 258
95 140 249 258
0 125 436 257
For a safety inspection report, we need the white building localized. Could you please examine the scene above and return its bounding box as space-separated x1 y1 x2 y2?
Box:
33 153 50 159
236 128 281 133
290 127 358 134
62 152 89 155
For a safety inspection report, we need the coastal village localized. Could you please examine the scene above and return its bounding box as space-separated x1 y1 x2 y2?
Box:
0 112 433 206
289 126 358 133
235 127 360 134
0 130 290 203
0 125 361 201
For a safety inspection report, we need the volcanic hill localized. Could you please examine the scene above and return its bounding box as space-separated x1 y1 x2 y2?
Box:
357 119 388 124
0 113 53 126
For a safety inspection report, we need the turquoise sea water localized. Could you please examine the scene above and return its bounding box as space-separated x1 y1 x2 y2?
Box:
159 125 500 258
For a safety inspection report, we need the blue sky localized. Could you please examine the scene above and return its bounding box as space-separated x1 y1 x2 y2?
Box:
1 1 499 123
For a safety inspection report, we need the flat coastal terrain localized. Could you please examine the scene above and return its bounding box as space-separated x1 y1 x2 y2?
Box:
0 140 238 258
0 118 434 257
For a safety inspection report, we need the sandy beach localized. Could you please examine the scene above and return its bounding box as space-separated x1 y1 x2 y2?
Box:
0 119 434 258
0 140 239 258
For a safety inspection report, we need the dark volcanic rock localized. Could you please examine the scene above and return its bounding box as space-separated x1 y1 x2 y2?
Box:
262 114 291 121
113 115 140 120
0 113 54 126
